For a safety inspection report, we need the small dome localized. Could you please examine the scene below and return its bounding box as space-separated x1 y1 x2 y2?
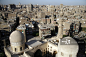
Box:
9 30 24 43
58 37 79 54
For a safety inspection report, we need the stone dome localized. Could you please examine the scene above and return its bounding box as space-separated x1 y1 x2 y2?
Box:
58 37 79 54
9 30 24 43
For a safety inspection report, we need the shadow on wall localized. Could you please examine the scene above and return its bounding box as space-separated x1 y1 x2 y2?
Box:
34 49 42 57
34 49 57 57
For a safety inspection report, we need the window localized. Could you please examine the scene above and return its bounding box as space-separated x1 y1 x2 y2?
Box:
48 45 49 47
69 54 72 57
48 48 49 51
50 19 51 23
20 47 22 51
61 52 64 56
44 49 45 51
50 49 52 51
46 48 47 51
15 48 17 52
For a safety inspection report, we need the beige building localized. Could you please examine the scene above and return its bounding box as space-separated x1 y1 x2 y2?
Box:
4 30 79 57
48 5 55 12
63 22 71 35
8 13 16 19
4 30 25 57
56 37 79 57
27 4 33 12
19 17 28 25
16 25 26 42
39 25 51 39
37 12 45 18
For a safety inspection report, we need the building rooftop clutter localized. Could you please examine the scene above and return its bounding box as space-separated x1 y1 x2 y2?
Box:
17 25 26 29
38 24 55 29
81 24 86 27
26 40 42 49
0 3 85 57
0 21 16 32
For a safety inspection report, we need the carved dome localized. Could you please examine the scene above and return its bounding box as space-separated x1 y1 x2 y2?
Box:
9 30 24 43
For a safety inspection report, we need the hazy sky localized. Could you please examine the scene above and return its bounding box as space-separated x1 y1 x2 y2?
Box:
0 0 86 5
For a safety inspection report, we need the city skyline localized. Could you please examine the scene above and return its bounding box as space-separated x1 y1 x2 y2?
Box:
0 0 86 5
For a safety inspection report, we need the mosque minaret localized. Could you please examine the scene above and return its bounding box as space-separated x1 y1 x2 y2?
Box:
57 18 63 40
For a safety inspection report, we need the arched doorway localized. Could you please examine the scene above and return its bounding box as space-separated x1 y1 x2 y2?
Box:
34 49 42 57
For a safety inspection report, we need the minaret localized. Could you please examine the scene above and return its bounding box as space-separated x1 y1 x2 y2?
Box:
19 2 21 5
57 18 63 40
51 14 54 24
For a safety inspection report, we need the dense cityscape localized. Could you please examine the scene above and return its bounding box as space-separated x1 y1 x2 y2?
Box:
0 1 86 57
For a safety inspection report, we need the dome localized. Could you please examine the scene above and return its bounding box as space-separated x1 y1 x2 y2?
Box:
9 30 24 43
58 37 79 54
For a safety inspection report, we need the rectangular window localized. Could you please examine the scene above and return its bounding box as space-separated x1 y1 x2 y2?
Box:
15 48 16 52
20 47 22 51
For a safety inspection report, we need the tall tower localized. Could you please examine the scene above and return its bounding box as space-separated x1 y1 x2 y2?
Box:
51 14 54 24
27 4 33 12
57 18 63 40
19 2 21 5
59 8 64 17
60 4 63 9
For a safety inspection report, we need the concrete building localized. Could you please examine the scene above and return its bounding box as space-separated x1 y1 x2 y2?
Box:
8 13 16 19
71 21 80 35
8 4 16 10
63 22 71 35
39 25 51 39
16 25 26 42
48 5 55 12
41 18 47 24
0 22 16 32
19 17 28 25
51 15 54 24
25 23 35 35
47 18 51 24
60 4 63 9
4 30 79 57
37 12 45 18
27 4 33 12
